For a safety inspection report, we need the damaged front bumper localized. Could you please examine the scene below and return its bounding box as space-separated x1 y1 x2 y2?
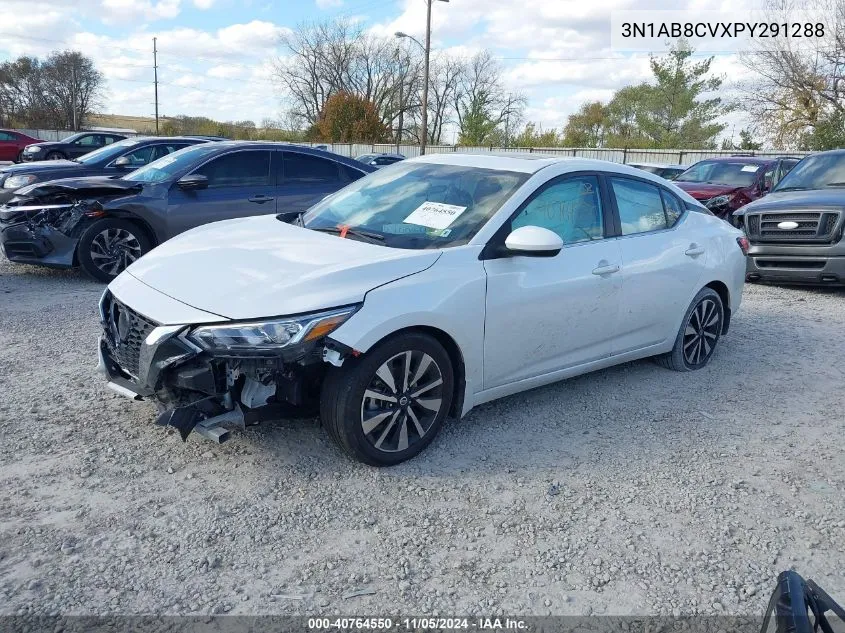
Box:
97 291 347 443
0 203 89 267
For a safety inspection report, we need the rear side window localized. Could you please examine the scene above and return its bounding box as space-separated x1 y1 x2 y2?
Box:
153 143 193 161
195 150 271 187
661 190 684 227
0 131 16 141
610 178 668 235
284 152 340 184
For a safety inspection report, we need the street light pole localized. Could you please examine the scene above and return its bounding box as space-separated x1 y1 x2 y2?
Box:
395 0 447 157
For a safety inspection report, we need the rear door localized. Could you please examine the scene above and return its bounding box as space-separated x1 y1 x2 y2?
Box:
276 150 347 217
608 176 708 354
166 149 275 236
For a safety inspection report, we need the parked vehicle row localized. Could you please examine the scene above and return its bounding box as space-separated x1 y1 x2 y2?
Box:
0 141 372 281
355 152 406 168
628 162 687 180
20 131 129 162
95 153 747 464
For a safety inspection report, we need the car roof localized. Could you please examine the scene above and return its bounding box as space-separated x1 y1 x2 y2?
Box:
411 152 669 175
630 162 686 169
195 140 372 169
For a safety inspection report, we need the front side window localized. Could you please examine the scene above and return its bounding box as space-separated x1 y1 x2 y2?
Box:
0 131 16 141
301 163 528 249
76 138 141 165
675 160 762 187
611 178 669 236
511 175 604 244
121 145 158 167
195 151 271 187
284 153 340 184
75 135 101 147
125 144 220 184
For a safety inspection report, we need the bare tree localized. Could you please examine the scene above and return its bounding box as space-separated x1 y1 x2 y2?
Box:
454 51 526 145
40 51 104 130
739 0 845 148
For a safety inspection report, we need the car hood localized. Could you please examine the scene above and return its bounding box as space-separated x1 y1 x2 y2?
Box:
123 214 442 321
5 176 142 206
25 140 65 150
734 189 845 215
674 182 743 200
0 159 80 174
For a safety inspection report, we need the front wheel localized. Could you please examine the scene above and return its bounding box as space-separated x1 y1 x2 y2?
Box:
45 151 66 160
77 218 151 282
655 287 724 371
320 332 454 466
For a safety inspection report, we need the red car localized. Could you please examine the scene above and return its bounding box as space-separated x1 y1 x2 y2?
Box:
673 155 801 220
0 129 44 163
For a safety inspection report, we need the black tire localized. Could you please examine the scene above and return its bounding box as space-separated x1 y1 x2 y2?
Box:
320 332 454 466
77 218 151 282
45 151 66 160
655 287 724 372
15 150 24 163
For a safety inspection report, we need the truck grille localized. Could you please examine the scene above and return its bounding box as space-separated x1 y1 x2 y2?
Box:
744 210 841 244
101 291 157 378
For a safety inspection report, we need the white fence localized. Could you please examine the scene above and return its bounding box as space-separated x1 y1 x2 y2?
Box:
311 143 809 165
8 128 808 165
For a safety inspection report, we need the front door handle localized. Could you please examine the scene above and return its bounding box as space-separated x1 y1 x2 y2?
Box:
592 261 620 276
685 244 705 257
248 195 274 204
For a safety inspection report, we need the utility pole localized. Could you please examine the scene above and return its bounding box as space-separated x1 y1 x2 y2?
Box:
395 48 404 154
153 37 159 135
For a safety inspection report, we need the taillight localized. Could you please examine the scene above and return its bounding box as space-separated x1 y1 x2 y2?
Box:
736 236 750 255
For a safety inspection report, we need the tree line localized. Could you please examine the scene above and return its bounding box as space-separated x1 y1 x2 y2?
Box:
0 51 105 130
273 19 527 145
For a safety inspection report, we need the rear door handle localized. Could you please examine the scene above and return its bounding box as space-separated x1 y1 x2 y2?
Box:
685 244 705 257
248 195 274 204
592 262 620 276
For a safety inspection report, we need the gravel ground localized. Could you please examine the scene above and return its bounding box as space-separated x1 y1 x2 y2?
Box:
0 254 844 618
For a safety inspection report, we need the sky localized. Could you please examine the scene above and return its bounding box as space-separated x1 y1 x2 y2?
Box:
0 0 757 142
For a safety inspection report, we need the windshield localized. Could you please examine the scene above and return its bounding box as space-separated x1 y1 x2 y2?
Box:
75 138 143 165
675 160 761 187
774 153 845 191
124 144 219 184
301 163 529 249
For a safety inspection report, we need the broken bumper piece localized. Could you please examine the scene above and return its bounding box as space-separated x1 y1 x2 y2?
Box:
0 220 79 267
98 292 334 444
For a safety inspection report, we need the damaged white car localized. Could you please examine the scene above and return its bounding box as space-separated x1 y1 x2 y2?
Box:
98 153 747 466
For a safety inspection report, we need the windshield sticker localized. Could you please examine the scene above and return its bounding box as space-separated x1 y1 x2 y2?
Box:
403 201 468 230
383 223 427 234
741 165 759 172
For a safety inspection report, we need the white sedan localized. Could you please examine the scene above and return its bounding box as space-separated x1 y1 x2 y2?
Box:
98 153 748 465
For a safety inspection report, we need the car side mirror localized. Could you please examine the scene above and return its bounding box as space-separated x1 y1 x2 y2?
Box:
504 225 563 257
113 156 131 168
177 174 208 190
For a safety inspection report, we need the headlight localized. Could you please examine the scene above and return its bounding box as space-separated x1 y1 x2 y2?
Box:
188 305 359 353
705 195 731 209
3 174 37 189
26 146 42 153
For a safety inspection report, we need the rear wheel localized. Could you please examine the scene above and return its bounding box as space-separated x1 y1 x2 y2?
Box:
320 332 454 466
655 288 724 372
15 150 24 163
45 151 66 160
77 218 151 282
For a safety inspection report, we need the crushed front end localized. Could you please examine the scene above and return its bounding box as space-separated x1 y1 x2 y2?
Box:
0 180 142 267
97 289 357 443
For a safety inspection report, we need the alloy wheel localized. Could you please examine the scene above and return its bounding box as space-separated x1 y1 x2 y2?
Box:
360 350 444 453
682 298 721 367
89 228 142 277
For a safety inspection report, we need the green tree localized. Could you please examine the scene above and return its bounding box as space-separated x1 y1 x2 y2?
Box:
635 43 728 148
510 122 562 147
562 101 609 147
314 91 389 142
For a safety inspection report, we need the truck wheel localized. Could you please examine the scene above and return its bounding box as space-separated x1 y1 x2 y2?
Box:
655 287 724 372
320 332 454 466
78 218 151 282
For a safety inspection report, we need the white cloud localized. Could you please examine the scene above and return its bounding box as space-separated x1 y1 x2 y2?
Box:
316 0 343 8
193 0 214 7
100 0 181 24
207 64 243 79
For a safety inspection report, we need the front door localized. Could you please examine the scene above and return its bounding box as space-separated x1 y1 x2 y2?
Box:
166 149 276 236
482 174 622 389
